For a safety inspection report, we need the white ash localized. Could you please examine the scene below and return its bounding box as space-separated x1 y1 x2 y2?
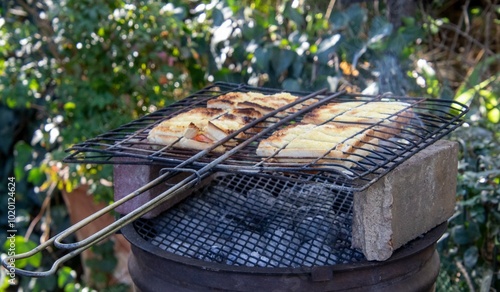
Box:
264 216 294 231
198 244 232 263
244 188 279 218
279 185 331 206
263 228 301 267
296 215 334 242
295 239 339 267
229 230 266 254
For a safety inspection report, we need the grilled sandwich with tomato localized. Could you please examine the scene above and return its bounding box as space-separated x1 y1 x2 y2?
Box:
147 91 301 152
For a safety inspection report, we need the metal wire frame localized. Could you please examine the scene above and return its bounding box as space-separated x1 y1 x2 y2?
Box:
64 81 469 191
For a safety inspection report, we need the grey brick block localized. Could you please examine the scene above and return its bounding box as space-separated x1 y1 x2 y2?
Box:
113 158 171 219
352 140 459 261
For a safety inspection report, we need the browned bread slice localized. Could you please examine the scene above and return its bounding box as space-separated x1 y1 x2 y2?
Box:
256 123 372 157
208 91 300 115
206 108 263 141
147 108 226 146
302 102 365 124
256 121 385 171
207 92 266 110
302 101 413 139
148 106 264 152
303 101 412 124
256 123 317 156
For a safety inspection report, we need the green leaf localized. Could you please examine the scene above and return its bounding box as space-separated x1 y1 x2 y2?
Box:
57 266 76 288
28 167 45 186
63 102 76 111
451 223 480 245
480 269 494 292
0 106 15 155
282 78 301 91
367 16 393 45
455 56 499 98
345 4 367 36
316 34 342 64
271 48 296 76
487 107 499 123
341 38 365 66
290 59 304 79
2 236 41 269
14 141 32 181
28 79 39 91
329 11 349 30
483 89 500 123
32 274 58 292
283 2 304 27
455 75 497 106
242 21 265 41
463 246 479 268
253 47 270 72
64 283 77 292
212 8 225 27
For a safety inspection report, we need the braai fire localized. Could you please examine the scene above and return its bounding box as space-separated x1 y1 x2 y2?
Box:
3 82 468 291
135 173 363 268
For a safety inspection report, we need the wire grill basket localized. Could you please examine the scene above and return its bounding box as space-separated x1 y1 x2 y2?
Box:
64 82 468 191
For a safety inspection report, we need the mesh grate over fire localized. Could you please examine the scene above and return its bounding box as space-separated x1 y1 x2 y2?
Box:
133 173 365 268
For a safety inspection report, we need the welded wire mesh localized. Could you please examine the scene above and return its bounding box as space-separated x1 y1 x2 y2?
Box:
133 173 365 268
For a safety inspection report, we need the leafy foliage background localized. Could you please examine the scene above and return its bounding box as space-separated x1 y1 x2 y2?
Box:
0 0 498 291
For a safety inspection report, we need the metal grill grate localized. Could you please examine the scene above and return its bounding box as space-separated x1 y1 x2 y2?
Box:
133 173 365 267
64 82 468 191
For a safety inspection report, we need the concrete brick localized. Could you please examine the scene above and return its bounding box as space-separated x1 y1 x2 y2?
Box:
113 160 170 219
351 140 458 261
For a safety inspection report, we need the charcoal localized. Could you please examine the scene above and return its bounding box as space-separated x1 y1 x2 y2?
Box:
230 230 266 254
339 248 365 263
151 232 168 248
142 178 358 268
168 216 207 242
186 198 220 218
336 225 351 242
249 251 278 267
187 217 211 234
264 228 301 251
279 185 330 206
244 188 278 218
296 215 334 242
264 216 295 231
226 250 241 265
227 250 278 267
195 234 226 247
214 217 241 239
153 212 183 233
335 211 353 222
263 228 301 267
206 185 246 209
198 244 232 263
295 239 338 267
310 200 335 216
166 240 200 258
152 232 187 247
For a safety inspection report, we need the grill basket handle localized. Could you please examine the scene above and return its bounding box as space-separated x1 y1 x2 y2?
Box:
1 170 203 277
